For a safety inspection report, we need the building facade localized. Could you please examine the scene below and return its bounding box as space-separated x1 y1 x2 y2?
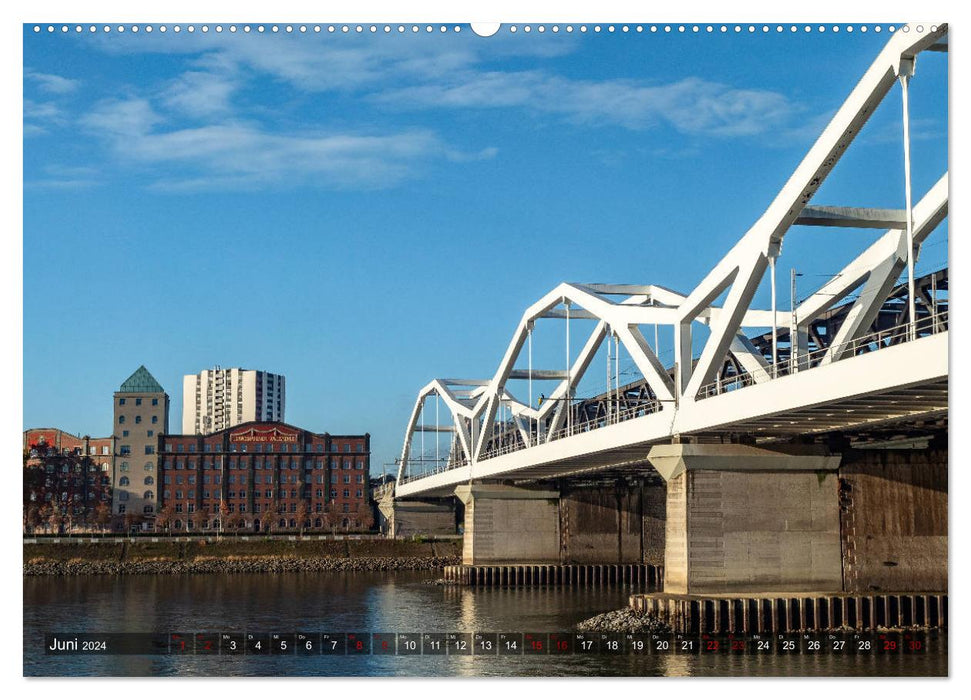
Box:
157 422 370 533
182 367 286 435
23 429 114 532
112 366 169 527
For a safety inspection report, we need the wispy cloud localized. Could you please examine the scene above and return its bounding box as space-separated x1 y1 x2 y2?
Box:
25 164 100 190
376 71 799 137
80 96 483 191
24 98 67 135
25 68 79 94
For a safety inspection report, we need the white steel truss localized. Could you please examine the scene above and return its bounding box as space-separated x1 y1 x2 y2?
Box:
397 23 949 488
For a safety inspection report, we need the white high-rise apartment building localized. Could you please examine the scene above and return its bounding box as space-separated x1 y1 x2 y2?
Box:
182 367 286 434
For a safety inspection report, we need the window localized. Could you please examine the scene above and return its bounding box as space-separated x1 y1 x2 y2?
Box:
145 476 154 485
331 472 338 483
120 462 130 472
135 398 142 406
119 476 131 487
356 460 365 470
344 444 351 453
145 446 154 455
151 416 157 424
175 491 183 500
144 490 154 500
357 474 365 484
145 462 153 471
120 445 131 455
118 416 126 424
342 504 349 513
330 489 337 499
188 475 196 485
177 445 184 453
119 398 126 406
118 504 126 514
176 475 184 485
147 430 154 438
144 505 154 514
122 430 129 437
343 475 351 484
152 398 158 406
356 490 363 498
175 503 183 513
344 461 351 470
343 489 349 498
164 475 171 485
119 491 129 501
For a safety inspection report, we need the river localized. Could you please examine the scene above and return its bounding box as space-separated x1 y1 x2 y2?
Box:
23 571 946 677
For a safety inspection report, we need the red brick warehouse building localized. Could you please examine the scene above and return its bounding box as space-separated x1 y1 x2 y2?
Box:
23 428 115 532
157 422 371 533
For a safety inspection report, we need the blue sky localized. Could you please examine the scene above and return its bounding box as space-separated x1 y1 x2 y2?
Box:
23 24 948 470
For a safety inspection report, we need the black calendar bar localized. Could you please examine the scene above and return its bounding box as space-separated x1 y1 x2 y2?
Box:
44 631 938 656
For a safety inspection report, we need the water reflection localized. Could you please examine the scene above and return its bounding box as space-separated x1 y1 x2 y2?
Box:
24 571 945 677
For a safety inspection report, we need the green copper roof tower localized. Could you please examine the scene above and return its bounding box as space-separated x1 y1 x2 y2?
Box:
118 365 165 394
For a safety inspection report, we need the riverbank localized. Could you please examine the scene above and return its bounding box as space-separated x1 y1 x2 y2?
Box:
24 538 461 576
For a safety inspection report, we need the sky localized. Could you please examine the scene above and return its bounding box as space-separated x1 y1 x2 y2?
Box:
22 23 949 472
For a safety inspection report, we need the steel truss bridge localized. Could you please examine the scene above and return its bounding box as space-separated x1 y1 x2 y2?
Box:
396 24 949 499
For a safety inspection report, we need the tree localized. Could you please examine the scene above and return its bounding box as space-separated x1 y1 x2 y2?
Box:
38 505 53 534
94 503 111 534
323 501 342 535
124 512 144 534
155 504 175 534
355 502 375 532
48 507 63 535
218 500 229 539
25 504 41 534
225 509 243 534
294 502 309 536
261 503 275 535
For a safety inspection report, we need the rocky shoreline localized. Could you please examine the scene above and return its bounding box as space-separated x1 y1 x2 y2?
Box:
575 607 673 634
24 555 460 577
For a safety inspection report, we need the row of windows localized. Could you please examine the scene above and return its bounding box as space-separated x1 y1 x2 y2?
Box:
118 397 159 406
114 504 155 514
118 476 154 486
119 446 155 456
163 458 366 471
120 430 155 439
118 461 154 472
117 491 154 501
162 488 363 500
164 442 365 454
118 415 158 425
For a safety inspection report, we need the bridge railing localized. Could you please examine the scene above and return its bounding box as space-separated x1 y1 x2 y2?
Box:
397 457 470 486
697 309 949 400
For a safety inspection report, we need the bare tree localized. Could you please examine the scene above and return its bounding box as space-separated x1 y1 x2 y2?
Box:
48 507 63 535
356 502 375 532
94 503 111 534
294 502 309 536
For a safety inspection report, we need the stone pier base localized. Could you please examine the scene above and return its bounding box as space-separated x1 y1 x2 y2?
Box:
629 591 948 634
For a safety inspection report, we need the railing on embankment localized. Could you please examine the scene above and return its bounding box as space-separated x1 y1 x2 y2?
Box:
630 592 948 634
443 563 662 587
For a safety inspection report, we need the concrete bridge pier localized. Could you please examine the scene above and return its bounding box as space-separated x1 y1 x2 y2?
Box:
454 484 560 565
647 443 843 595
